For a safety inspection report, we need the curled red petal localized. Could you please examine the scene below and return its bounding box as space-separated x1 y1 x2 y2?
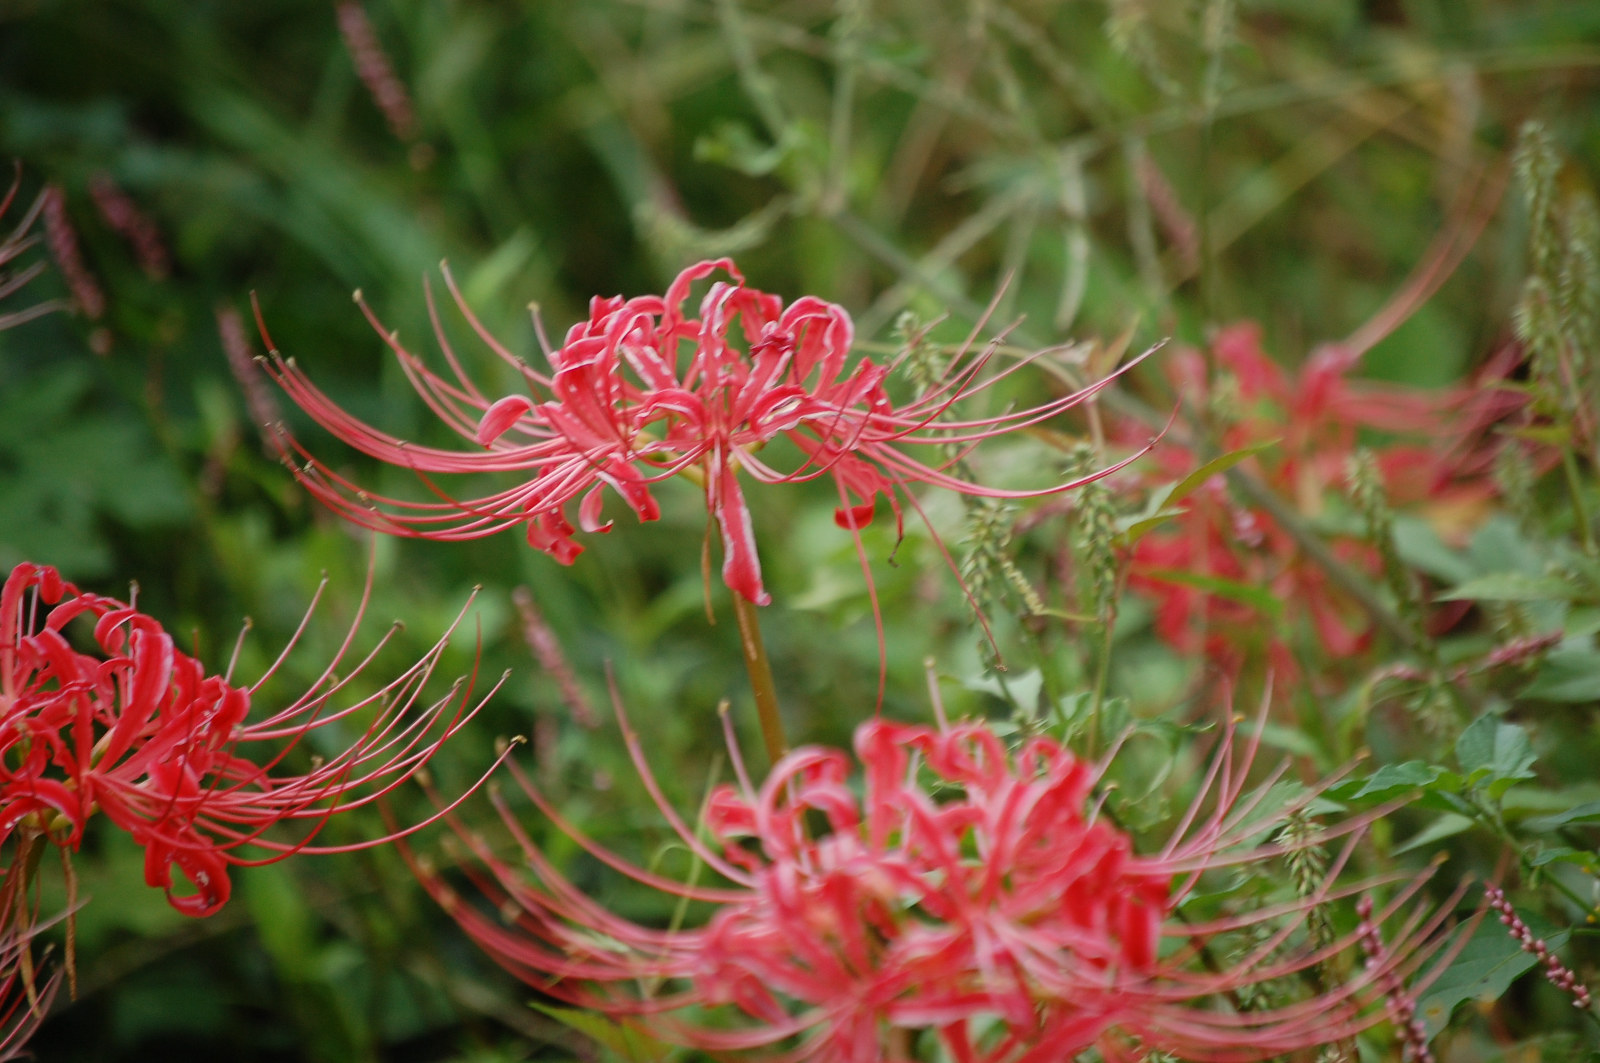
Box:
475 394 535 445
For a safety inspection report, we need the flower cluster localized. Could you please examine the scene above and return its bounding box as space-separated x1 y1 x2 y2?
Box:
1356 894 1434 1063
261 258 1139 606
1486 885 1593 1009
416 698 1458 1062
0 561 498 916
1121 322 1513 672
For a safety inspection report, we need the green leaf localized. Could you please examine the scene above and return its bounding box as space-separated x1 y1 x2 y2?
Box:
1243 720 1323 760
1165 441 1280 505
1509 423 1575 446
961 668 1045 719
1527 846 1595 868
1522 648 1600 702
1392 515 1476 584
1114 440 1278 547
1437 573 1579 602
1416 912 1570 1038
1393 812 1474 854
1126 567 1284 616
1329 761 1461 804
1455 714 1537 799
1463 516 1551 585
531 1004 677 1062
1523 799 1600 833
1417 919 1535 1038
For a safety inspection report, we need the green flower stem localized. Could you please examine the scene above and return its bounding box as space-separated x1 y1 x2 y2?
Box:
1087 599 1117 758
1561 449 1597 556
732 591 788 767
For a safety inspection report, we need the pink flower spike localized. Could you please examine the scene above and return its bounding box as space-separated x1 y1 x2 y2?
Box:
0 559 504 917
411 685 1466 1062
256 261 1146 608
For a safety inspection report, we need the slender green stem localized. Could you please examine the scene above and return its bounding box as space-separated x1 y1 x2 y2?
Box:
714 0 786 141
1561 449 1596 555
1087 602 1116 758
731 592 787 766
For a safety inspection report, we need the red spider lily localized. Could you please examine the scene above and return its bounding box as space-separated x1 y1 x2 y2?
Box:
0 560 505 917
411 690 1465 1063
1124 322 1516 669
258 259 1143 607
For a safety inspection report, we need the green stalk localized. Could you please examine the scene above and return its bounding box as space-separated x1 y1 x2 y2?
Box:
1087 600 1116 758
732 592 788 766
1561 448 1596 556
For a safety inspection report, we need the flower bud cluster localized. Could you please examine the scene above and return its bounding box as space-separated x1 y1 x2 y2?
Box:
335 1 419 146
1485 885 1593 1009
1356 895 1434 1062
40 186 104 322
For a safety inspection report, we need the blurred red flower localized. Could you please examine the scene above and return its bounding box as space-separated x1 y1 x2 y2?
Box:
1124 323 1516 671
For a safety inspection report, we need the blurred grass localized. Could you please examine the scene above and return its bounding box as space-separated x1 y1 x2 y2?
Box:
2 0 1599 1060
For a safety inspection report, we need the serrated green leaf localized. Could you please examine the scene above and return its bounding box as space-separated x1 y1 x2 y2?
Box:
1417 920 1536 1038
1329 761 1460 803
1417 912 1570 1038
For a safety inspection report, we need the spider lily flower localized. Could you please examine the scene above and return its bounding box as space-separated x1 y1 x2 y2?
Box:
0 560 506 917
258 259 1145 606
1123 322 1516 670
413 692 1465 1063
